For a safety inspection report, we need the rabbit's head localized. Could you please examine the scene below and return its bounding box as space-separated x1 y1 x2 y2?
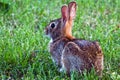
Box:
45 2 77 40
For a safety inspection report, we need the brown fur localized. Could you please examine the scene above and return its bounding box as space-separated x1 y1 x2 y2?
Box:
64 20 74 39
45 1 104 78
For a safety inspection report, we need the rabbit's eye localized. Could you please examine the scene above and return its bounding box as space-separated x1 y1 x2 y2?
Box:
51 23 55 28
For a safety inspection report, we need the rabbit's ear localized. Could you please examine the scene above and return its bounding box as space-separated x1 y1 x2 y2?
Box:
68 2 77 20
61 5 68 23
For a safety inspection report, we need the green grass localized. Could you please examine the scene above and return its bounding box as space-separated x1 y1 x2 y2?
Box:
0 0 120 80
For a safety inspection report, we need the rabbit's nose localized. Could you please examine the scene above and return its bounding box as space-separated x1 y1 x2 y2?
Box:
44 28 48 35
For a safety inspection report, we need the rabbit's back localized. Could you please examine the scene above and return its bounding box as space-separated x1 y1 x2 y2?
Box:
61 39 103 76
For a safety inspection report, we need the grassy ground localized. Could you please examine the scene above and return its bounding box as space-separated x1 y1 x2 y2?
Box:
0 0 120 80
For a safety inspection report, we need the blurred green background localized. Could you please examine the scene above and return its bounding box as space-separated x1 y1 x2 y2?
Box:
0 0 120 80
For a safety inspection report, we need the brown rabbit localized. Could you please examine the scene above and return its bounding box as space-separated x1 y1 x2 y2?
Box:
45 1 104 77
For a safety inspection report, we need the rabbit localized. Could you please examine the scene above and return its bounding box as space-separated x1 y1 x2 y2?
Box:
45 1 104 78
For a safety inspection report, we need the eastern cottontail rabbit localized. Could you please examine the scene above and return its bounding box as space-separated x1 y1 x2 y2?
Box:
45 1 104 77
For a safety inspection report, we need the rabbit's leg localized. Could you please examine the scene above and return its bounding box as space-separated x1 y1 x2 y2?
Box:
95 54 104 78
93 41 104 78
61 53 71 77
62 42 83 76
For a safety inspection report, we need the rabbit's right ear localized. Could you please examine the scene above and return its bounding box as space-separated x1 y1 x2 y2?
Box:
61 5 68 23
68 2 77 20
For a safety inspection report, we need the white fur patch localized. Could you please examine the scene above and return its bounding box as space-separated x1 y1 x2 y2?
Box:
50 39 53 43
48 38 53 52
60 54 65 72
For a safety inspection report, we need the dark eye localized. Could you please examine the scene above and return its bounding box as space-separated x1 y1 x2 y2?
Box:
51 23 55 28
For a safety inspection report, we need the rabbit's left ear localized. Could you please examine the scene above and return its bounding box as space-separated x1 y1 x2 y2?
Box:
61 5 68 23
68 1 77 20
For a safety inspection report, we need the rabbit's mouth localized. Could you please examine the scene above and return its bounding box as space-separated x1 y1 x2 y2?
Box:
44 28 48 35
44 28 51 38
